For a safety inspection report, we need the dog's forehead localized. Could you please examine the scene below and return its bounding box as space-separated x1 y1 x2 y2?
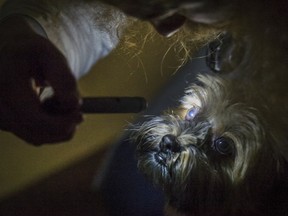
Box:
181 75 229 110
181 90 202 109
179 75 257 129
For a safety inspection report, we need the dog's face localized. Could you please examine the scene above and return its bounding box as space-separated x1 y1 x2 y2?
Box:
134 74 288 215
125 0 288 215
134 75 274 215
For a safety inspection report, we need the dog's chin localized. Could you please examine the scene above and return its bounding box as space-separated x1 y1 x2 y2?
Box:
155 148 182 168
137 142 230 215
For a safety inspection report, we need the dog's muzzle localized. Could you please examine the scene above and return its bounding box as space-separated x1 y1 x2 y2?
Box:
135 117 212 187
155 134 182 166
153 119 212 168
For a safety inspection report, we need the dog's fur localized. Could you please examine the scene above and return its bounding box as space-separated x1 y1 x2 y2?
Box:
129 0 288 215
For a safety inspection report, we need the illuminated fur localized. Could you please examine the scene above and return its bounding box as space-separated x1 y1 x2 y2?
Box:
129 0 288 215
133 74 288 215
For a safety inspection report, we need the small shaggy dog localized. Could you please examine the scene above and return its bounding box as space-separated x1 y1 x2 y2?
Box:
122 0 288 215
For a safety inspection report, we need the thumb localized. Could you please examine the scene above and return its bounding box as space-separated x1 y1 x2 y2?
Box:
36 37 81 112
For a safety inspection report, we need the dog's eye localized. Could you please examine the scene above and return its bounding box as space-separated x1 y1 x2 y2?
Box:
185 107 199 121
213 137 234 155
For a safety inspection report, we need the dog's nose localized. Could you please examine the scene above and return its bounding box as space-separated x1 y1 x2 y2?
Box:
160 134 181 153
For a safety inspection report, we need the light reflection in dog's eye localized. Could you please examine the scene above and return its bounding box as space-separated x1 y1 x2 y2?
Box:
213 137 234 155
185 107 199 121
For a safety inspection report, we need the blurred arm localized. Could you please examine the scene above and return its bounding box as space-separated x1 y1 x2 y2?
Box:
0 0 128 79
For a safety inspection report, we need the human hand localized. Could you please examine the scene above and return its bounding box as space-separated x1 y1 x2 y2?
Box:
0 16 83 145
